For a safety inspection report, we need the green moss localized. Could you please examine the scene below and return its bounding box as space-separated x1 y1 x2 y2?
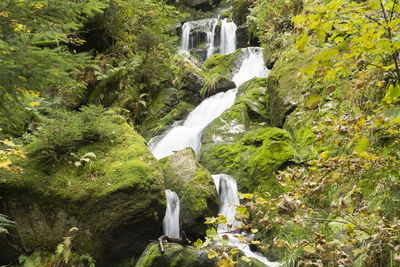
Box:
141 101 194 140
203 49 242 77
232 0 251 26
135 242 212 267
200 127 295 194
161 148 219 238
1 114 164 208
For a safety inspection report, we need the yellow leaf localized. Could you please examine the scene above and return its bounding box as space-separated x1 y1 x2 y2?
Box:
29 102 39 107
319 151 330 160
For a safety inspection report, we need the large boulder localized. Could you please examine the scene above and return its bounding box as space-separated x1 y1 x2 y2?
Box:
135 242 214 267
135 242 269 267
0 115 166 266
178 58 207 105
160 148 219 239
200 127 295 194
201 74 236 97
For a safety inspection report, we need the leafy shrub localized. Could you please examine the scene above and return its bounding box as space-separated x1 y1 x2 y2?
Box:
26 105 109 164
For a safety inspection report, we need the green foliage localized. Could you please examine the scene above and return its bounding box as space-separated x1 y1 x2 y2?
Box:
26 105 109 164
0 214 15 233
0 0 109 106
292 0 400 88
17 227 96 267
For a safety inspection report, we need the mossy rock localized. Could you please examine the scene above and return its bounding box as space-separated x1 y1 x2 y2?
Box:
201 74 236 97
140 101 195 140
138 87 196 140
135 242 269 267
160 148 219 239
232 0 251 26
219 9 232 20
178 59 207 105
135 242 214 267
203 49 243 78
201 103 249 145
0 115 166 265
200 127 295 193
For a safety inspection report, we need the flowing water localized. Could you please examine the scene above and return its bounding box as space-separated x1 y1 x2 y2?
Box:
220 18 237 54
162 189 180 238
149 47 267 160
212 175 279 266
179 19 219 61
179 14 237 61
157 12 276 265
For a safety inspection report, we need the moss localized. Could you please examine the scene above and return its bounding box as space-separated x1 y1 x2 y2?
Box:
135 242 214 267
0 115 166 264
141 101 194 140
232 0 251 26
203 49 242 78
200 127 295 194
160 148 219 238
219 9 232 20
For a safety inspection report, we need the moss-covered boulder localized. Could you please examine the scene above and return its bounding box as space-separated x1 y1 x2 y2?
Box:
135 242 269 267
203 49 245 78
201 78 270 148
178 59 207 105
200 127 295 193
0 115 166 266
135 242 215 267
201 74 236 97
160 148 219 239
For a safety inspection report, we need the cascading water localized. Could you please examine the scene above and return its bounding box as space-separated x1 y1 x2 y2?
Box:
179 13 237 61
149 48 267 159
220 18 237 54
207 19 218 58
162 189 180 238
179 19 219 61
212 174 278 266
180 22 192 56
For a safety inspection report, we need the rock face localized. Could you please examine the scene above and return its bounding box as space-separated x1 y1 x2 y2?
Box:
0 115 166 266
160 148 219 239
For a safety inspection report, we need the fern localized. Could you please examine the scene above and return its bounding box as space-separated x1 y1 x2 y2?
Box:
0 214 15 233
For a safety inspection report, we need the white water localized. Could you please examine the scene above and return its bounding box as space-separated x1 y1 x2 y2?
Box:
179 19 218 57
212 174 278 266
149 48 267 159
179 16 237 60
180 22 192 55
220 18 237 54
207 19 218 58
162 189 180 238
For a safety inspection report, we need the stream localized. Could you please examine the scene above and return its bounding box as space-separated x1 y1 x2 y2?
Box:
149 11 276 266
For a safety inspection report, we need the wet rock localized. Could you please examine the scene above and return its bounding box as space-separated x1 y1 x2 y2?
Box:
160 148 219 239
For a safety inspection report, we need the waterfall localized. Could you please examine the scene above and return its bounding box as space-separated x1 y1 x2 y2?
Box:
207 19 218 58
220 18 237 54
179 19 218 60
149 48 267 159
180 22 192 55
179 17 237 60
212 175 278 266
162 189 180 238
